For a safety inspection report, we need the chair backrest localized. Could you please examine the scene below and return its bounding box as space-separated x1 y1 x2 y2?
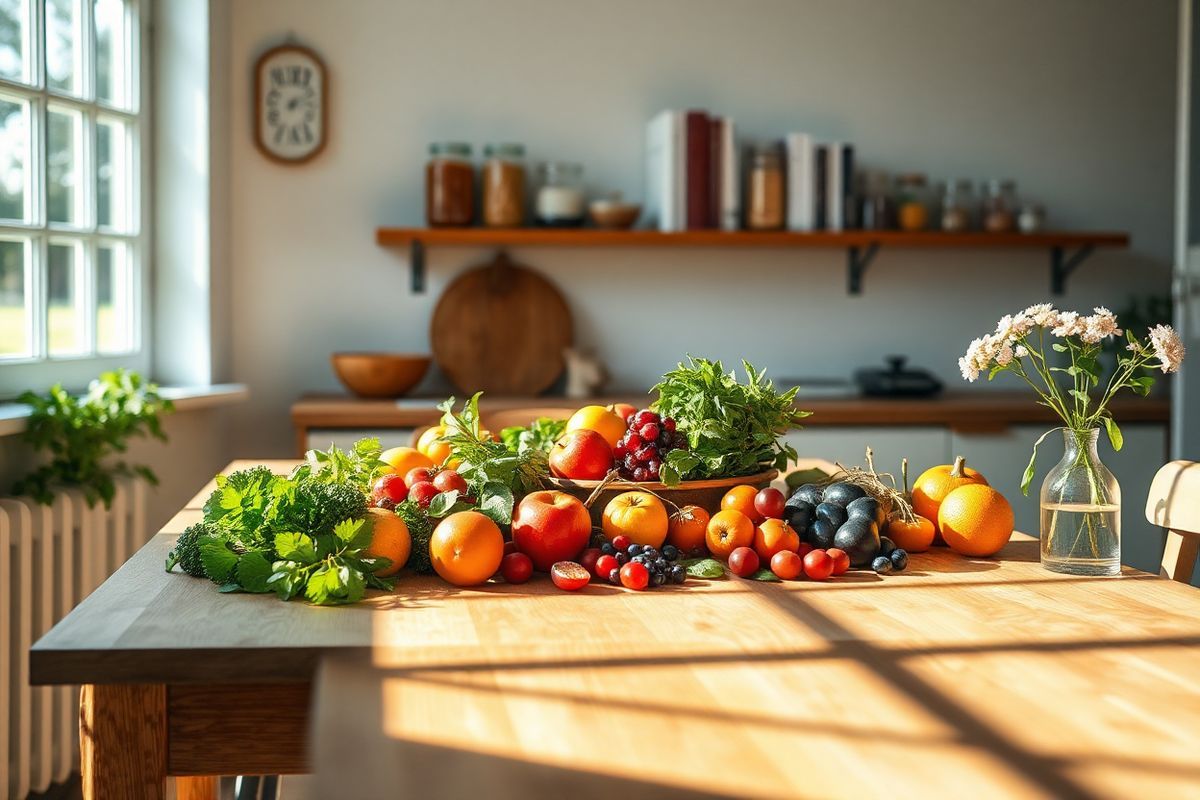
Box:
1145 460 1200 583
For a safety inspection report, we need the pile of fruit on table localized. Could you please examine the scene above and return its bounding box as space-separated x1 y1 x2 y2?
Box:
166 358 1016 605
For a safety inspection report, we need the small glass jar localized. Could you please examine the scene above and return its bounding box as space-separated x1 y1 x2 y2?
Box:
747 145 785 230
535 162 585 227
482 143 526 228
983 179 1018 232
941 179 975 232
1018 203 1045 234
896 173 929 231
859 171 894 230
425 142 474 227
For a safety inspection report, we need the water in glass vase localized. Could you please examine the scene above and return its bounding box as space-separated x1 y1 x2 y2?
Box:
1039 428 1121 576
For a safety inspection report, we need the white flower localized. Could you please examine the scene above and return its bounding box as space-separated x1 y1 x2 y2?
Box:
959 336 997 382
1051 311 1085 338
1015 344 1029 358
1148 324 1185 373
994 341 1015 366
1127 340 1144 354
1081 306 1123 344
994 313 1034 345
958 356 978 382
1024 303 1059 326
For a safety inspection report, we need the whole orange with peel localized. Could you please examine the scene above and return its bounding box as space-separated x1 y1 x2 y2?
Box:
566 405 627 448
721 485 765 524
884 515 936 553
429 511 505 586
706 509 754 559
380 446 434 478
937 484 1013 557
602 491 669 547
667 505 710 555
417 425 458 467
753 518 800 561
363 508 411 577
912 456 988 536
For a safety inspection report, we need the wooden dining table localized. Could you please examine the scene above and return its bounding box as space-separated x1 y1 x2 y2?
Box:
29 460 1200 799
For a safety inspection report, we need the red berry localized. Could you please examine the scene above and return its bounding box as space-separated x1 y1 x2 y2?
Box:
613 444 628 459
620 561 650 590
623 454 640 472
371 474 408 504
636 445 657 463
728 546 760 577
639 423 660 441
579 547 602 577
408 481 439 509
625 432 642 449
432 469 468 494
633 410 659 428
500 552 533 584
646 461 660 479
632 467 649 482
611 535 632 551
803 549 834 581
663 418 677 432
503 540 519 556
770 550 804 580
594 554 620 578
753 487 787 520
405 467 434 487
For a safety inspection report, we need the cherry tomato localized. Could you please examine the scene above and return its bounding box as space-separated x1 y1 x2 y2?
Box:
594 554 619 578
405 467 435 488
728 546 760 577
611 535 632 552
803 549 834 581
407 481 439 509
551 561 591 591
770 550 804 580
500 552 533 584
619 561 650 590
432 469 469 494
371 474 408 504
826 547 851 576
753 487 787 520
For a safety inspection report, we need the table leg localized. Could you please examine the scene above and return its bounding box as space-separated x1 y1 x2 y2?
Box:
80 684 167 800
175 775 220 800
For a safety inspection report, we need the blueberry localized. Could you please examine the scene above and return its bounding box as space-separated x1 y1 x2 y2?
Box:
600 542 616 556
662 545 679 562
872 555 893 574
890 548 909 571
655 557 668 571
616 552 629 566
670 565 687 584
632 555 647 566
608 568 621 585
643 547 658 559
815 502 848 528
628 544 643 557
878 536 896 557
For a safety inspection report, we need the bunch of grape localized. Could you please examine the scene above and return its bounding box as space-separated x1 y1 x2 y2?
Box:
613 409 688 481
598 537 687 588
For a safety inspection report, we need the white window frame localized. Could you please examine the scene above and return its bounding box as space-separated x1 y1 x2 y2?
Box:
0 0 150 396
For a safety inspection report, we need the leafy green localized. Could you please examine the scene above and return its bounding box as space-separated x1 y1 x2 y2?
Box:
290 437 385 493
682 558 727 579
651 358 809 485
165 523 215 577
501 417 568 455
749 568 781 582
12 369 174 508
267 518 391 605
395 499 435 573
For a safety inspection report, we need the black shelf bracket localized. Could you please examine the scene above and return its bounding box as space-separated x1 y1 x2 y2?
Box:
410 239 426 293
1050 244 1093 295
847 243 880 295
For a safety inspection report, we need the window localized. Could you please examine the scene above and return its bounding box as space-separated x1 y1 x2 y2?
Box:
0 0 145 392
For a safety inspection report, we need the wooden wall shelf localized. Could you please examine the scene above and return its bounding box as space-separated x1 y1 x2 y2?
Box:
374 227 1130 294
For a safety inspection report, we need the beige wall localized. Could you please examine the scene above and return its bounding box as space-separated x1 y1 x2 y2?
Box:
224 0 1178 457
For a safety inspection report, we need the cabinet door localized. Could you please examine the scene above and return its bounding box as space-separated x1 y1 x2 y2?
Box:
784 427 950 482
952 424 1168 575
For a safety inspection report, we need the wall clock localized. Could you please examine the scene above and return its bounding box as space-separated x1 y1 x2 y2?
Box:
254 43 327 164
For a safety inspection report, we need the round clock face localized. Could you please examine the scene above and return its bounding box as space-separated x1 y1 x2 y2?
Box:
255 45 326 163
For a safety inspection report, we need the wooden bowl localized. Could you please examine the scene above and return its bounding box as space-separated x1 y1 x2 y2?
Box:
331 353 431 398
588 201 642 230
548 469 779 526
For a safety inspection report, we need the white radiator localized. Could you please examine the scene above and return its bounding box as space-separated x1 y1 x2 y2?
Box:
0 478 147 799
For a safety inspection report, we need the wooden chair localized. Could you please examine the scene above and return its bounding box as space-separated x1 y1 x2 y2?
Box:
409 407 573 448
1145 460 1200 582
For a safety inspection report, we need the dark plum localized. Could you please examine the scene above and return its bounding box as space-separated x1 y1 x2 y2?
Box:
822 482 867 507
807 518 838 549
878 536 896 557
890 548 909 571
832 518 881 568
784 502 815 535
872 555 894 574
788 484 824 507
845 496 885 527
815 502 848 529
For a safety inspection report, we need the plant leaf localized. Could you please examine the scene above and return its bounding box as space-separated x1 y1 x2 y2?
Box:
274 532 318 563
235 551 274 593
749 567 781 582
1102 416 1124 452
1021 428 1059 496
427 489 461 517
683 558 726 579
199 538 239 583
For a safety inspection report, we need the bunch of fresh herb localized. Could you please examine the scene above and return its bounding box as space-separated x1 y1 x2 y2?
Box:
501 417 567 455
289 437 385 493
13 369 174 508
394 499 435 573
650 358 809 484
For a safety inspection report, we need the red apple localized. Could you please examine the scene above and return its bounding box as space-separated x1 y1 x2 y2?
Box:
511 490 592 571
548 430 614 480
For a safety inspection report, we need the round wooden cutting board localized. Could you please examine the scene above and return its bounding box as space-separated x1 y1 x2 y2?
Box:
430 254 573 395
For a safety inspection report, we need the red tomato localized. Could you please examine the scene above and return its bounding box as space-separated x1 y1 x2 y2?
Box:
826 547 851 576
405 467 435 487
579 547 603 577
371 474 408 504
754 487 787 520
594 554 619 578
619 561 650 590
407 481 439 509
551 561 591 591
803 549 834 581
727 546 760 577
500 552 533 584
432 469 469 494
770 550 804 580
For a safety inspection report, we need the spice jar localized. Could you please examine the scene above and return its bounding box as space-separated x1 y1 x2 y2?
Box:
1018 204 1045 234
482 143 526 228
747 145 784 230
425 142 474 227
896 174 929 231
983 179 1018 233
858 171 894 230
535 162 585 227
941 179 975 232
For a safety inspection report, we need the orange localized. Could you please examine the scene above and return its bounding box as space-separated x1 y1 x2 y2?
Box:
885 515 936 553
667 505 710 555
911 456 988 535
706 509 754 559
602 491 669 547
753 518 800 561
429 511 505 586
566 405 627 449
380 446 434 477
417 425 458 467
937 484 1013 557
363 508 411 577
721 485 764 524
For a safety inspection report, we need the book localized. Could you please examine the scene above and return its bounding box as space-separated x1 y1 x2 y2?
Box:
785 133 815 231
708 116 722 229
824 143 855 231
685 110 711 229
813 144 828 230
645 110 684 231
718 117 739 230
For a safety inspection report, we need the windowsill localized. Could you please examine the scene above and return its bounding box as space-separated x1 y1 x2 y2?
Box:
0 383 249 438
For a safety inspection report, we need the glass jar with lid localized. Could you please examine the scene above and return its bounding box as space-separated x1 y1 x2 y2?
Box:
425 142 474 227
859 170 894 230
747 144 785 230
482 143 526 228
535 162 585 227
896 174 930 231
941 179 975 232
983 179 1018 232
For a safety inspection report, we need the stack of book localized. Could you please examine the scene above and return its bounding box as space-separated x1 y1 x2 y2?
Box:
644 109 854 233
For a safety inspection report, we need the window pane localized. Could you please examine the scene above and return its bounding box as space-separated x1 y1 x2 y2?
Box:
48 240 84 355
47 104 83 225
97 115 130 230
0 0 29 82
94 0 129 108
96 240 129 352
0 237 29 356
0 93 29 221
46 0 83 95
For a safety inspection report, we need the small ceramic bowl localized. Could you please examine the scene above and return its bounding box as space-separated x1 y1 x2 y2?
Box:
331 353 431 398
588 200 642 230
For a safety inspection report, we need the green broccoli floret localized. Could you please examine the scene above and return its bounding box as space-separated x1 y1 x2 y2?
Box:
395 500 434 573
269 479 368 537
166 522 215 577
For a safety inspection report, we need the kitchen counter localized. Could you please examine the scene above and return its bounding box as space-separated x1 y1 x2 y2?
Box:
291 391 1170 456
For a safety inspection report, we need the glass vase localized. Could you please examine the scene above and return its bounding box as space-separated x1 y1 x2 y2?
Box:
1039 428 1121 576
